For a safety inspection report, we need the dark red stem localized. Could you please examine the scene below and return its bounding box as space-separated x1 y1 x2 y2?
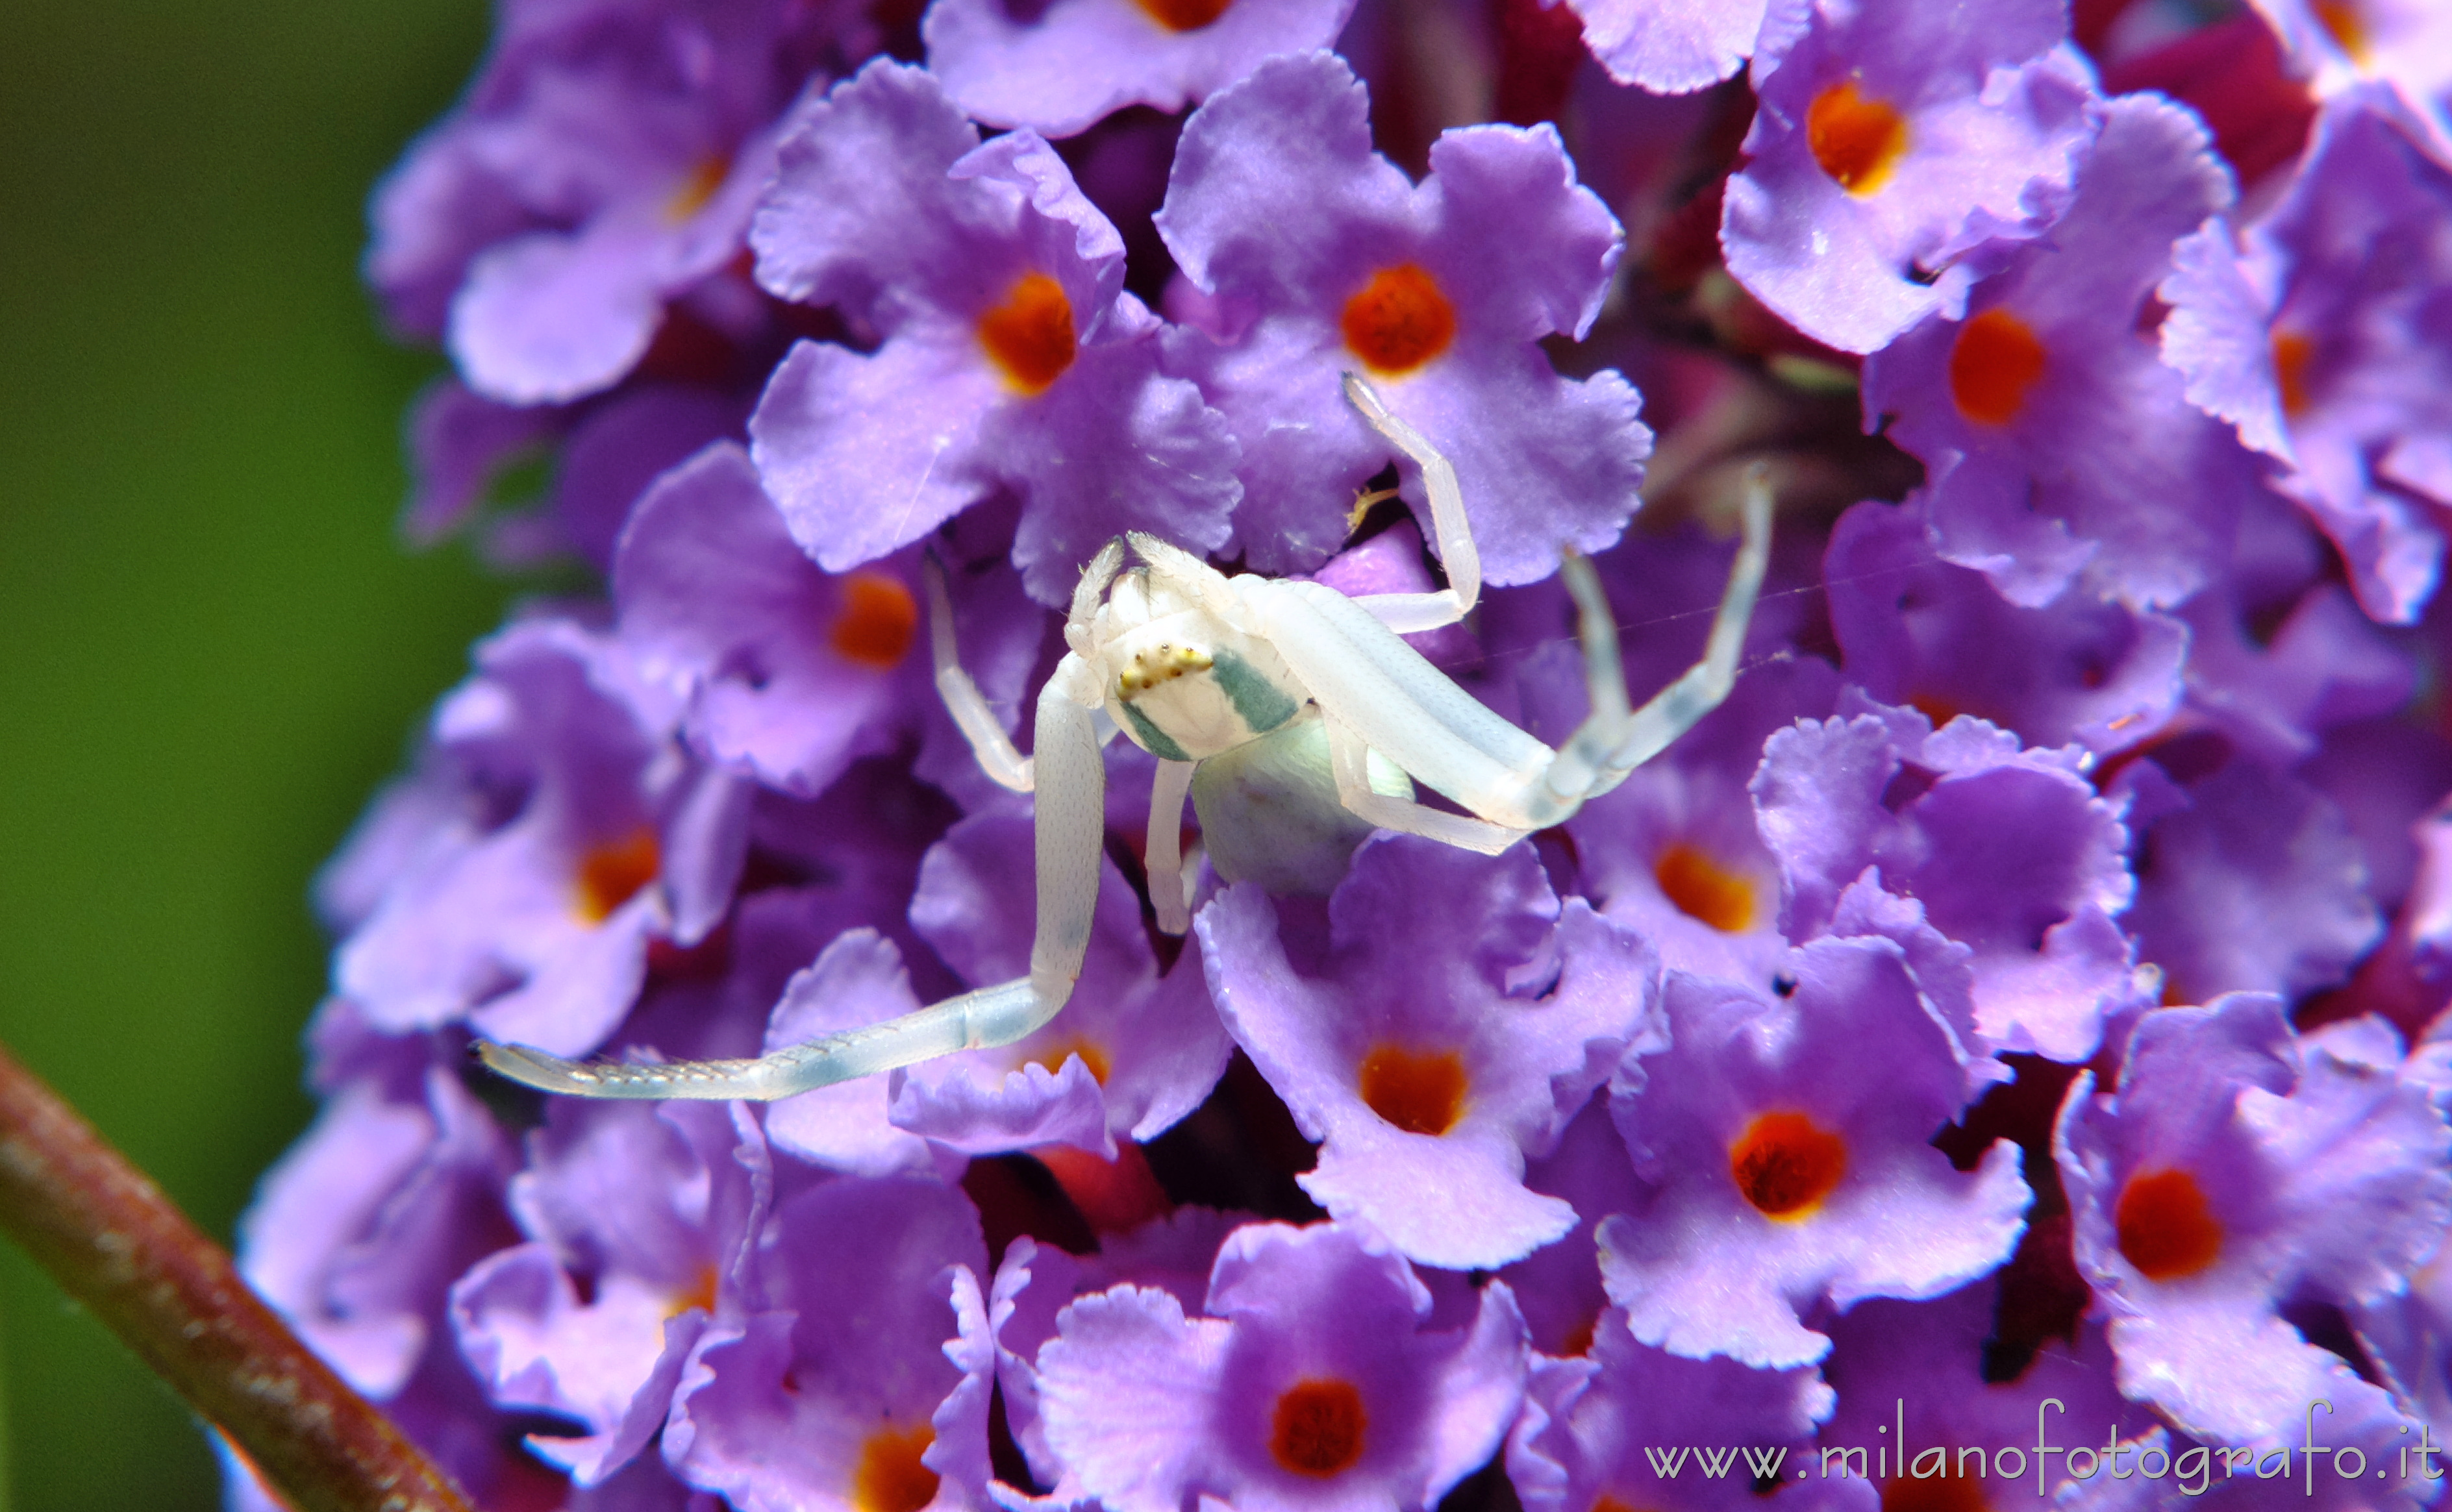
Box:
0 1041 476 1512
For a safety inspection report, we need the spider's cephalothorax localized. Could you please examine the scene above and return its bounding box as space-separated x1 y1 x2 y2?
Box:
1092 560 1301 763
477 375 1772 1102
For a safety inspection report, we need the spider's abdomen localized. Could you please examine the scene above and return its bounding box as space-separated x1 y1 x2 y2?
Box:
1193 710 1412 893
1105 621 1303 763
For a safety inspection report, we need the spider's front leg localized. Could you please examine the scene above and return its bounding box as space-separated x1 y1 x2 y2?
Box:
475 656 1110 1100
927 545 1199 936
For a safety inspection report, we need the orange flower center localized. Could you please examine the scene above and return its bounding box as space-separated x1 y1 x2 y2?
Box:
1729 1111 1847 1220
978 271 1077 395
2314 0 2371 61
1341 264 1457 377
666 1263 718 1319
2271 330 2317 419
853 1424 939 1512
1807 81 1909 195
573 828 660 924
830 571 920 670
1907 694 1966 729
1026 1036 1112 1085
2114 1167 2223 1280
1884 1469 1991 1512
1271 1378 1367 1478
1134 0 1232 29
1653 843 1756 932
1357 1045 1468 1136
1949 308 2047 426
663 153 731 225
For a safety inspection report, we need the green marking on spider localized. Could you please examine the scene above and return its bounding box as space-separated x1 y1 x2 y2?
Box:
1211 649 1301 734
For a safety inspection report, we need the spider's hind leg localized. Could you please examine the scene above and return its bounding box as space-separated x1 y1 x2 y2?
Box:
1546 463 1775 808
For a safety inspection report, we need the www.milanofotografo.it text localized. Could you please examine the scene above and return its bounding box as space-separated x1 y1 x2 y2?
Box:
1644 1400 2448 1498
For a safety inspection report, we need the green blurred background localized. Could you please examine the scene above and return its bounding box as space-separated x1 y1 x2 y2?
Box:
0 1 509 1504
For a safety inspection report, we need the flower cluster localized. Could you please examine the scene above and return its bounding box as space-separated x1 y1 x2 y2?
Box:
240 2 2452 1511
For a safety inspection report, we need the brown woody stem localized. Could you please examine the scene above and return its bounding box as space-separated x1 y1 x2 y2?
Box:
0 1041 475 1512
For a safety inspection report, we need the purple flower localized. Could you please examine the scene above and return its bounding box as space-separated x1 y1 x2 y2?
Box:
1753 699 2143 1063
1825 497 2190 756
1030 1220 1531 1512
735 758 968 982
237 1058 534 1501
554 384 755 569
450 1100 770 1483
2179 1396 2442 1512
242 1063 515 1402
2056 996 2452 1443
2111 752 2383 1004
333 616 751 1057
1155 49 1648 582
746 59 1240 603
1508 1299 1836 1512
611 440 1044 800
258 12 2452 1512
924 0 1358 138
890 809 1233 1157
1722 0 2099 355
1541 652 1841 993
1498 1095 1640 1361
1558 0 1768 94
1863 93 2252 611
403 379 750 573
990 1209 1244 1485
1814 1278 2145 1498
588 762 966 1084
663 1176 994 1512
2353 1052 2452 1457
2173 579 2412 768
2160 85 2452 623
1597 943 2030 1369
368 0 839 403
400 377 569 549
1198 833 1664 1270
2402 799 2452 998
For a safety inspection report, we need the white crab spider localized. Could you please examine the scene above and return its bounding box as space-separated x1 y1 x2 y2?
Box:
478 375 1772 1101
